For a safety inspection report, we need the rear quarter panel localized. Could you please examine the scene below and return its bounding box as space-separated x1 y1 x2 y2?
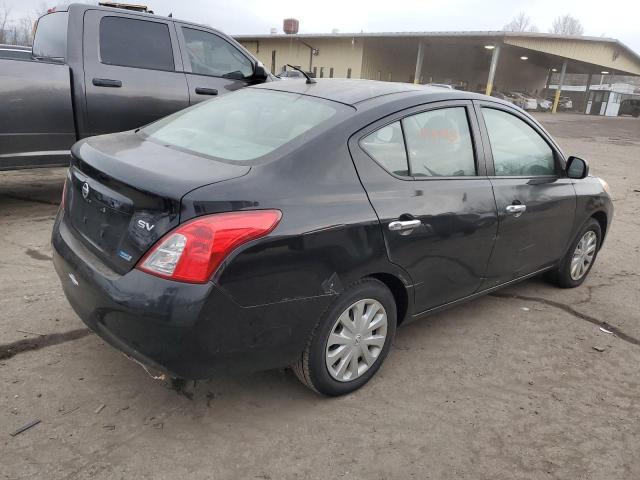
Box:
180 124 414 309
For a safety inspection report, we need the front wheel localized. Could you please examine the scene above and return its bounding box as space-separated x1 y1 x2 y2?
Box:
546 218 601 288
292 279 397 396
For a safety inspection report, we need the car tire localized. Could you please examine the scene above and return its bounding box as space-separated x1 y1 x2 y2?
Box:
292 278 397 396
546 218 601 288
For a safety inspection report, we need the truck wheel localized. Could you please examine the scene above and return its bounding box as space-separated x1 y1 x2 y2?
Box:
546 219 601 288
292 278 397 396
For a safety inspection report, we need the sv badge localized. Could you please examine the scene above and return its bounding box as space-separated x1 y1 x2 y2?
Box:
137 220 155 231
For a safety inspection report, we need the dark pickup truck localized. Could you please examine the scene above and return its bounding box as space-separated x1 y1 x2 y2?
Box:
1 3 271 170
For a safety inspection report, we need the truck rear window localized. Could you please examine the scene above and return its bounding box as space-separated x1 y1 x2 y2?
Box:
141 89 342 162
32 11 68 61
99 17 174 71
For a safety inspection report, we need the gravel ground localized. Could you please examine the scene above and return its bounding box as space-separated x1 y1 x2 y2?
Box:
1 113 639 479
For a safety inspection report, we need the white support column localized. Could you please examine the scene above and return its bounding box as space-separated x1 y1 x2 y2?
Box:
485 44 500 96
414 41 424 84
552 59 568 113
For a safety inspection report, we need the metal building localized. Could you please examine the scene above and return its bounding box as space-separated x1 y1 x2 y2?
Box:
236 31 640 113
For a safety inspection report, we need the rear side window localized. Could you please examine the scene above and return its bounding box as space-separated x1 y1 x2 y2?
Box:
402 107 476 177
32 12 68 61
182 27 253 79
360 122 409 176
99 17 174 71
482 108 556 176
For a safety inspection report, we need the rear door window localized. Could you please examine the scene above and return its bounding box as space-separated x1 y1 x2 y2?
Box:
481 108 556 176
32 11 68 61
99 16 174 71
182 27 253 79
360 122 409 177
402 107 476 177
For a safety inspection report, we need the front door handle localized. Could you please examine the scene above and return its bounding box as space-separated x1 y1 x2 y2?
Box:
388 219 422 232
505 204 527 217
195 87 218 96
92 78 122 88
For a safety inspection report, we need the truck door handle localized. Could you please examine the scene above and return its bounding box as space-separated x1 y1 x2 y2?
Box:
505 204 527 217
388 219 422 232
195 87 218 95
92 78 122 88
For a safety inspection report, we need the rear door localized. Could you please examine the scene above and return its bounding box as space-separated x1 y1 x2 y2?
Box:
175 24 254 105
474 101 576 287
350 101 498 314
82 10 189 136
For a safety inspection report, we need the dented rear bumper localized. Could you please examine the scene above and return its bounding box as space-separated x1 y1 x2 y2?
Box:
52 211 333 379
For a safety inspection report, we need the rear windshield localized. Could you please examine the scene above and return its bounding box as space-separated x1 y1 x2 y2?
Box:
141 89 342 162
32 11 68 61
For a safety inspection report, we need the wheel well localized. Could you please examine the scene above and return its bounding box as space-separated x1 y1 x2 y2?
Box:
367 273 409 325
591 211 608 241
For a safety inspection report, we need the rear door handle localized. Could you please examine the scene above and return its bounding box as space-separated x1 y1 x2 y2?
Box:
92 78 122 88
388 219 422 232
505 204 527 217
195 87 218 96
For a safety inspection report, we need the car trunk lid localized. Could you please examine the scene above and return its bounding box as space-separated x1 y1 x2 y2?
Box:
65 131 250 274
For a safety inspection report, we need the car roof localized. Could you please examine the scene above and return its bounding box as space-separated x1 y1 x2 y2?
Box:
251 78 481 107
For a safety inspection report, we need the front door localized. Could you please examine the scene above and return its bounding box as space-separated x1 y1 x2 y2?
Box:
83 11 189 136
474 102 576 288
350 101 498 313
175 24 254 105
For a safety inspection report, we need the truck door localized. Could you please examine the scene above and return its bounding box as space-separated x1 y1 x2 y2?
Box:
82 10 189 136
174 23 254 105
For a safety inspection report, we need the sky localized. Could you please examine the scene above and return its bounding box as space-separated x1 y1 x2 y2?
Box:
4 0 640 52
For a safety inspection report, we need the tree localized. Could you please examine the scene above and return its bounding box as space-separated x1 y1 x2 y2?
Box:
550 14 584 35
0 3 11 44
503 12 539 33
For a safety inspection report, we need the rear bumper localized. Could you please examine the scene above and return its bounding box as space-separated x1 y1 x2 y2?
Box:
52 212 333 379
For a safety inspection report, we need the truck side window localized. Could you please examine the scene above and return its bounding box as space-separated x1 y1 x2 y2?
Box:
99 17 174 71
182 27 253 79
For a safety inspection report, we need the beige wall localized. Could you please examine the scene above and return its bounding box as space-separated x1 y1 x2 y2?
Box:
239 37 364 78
505 37 640 76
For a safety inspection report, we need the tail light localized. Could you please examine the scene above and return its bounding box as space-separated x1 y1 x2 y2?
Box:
137 210 282 284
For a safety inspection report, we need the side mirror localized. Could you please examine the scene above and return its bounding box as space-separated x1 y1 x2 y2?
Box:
253 63 268 82
566 156 589 179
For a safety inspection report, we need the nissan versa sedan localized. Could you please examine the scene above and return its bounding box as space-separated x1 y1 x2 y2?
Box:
52 79 613 396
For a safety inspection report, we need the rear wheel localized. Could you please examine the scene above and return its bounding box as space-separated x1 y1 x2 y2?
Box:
546 218 601 288
292 279 397 396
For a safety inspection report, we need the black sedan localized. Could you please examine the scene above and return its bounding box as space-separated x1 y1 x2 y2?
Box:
52 79 613 396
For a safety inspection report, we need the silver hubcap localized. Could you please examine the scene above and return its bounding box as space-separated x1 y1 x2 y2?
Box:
325 299 388 382
570 230 597 280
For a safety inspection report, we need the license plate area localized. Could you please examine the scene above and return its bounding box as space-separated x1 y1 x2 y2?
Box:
68 168 133 257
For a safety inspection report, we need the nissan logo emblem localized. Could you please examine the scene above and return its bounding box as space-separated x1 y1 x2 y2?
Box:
82 182 90 200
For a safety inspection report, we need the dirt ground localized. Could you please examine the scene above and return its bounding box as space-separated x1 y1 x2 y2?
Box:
1 113 639 480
